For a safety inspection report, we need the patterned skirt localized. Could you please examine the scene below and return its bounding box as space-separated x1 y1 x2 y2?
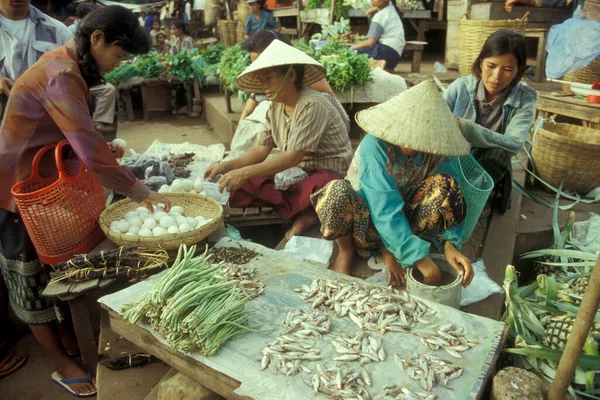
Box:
310 174 466 249
0 209 63 325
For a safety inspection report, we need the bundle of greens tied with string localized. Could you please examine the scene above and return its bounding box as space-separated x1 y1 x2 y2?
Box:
121 244 263 356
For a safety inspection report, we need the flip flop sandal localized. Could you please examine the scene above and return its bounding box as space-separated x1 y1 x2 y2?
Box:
0 349 27 379
367 250 386 271
355 249 371 259
51 371 97 398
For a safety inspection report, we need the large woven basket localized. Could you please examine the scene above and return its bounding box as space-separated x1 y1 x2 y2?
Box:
562 56 600 94
458 17 528 76
99 193 223 250
236 21 245 43
532 122 600 194
219 20 239 47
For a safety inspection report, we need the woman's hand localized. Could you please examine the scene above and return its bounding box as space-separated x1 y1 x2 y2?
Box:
112 144 125 159
142 192 172 213
204 162 229 182
387 262 406 286
0 76 14 97
218 168 249 193
415 256 442 286
444 242 474 287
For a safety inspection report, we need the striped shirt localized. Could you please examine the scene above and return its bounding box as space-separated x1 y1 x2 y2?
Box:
474 79 510 133
258 87 353 176
0 44 149 213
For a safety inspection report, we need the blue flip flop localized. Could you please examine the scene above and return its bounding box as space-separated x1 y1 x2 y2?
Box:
51 371 97 398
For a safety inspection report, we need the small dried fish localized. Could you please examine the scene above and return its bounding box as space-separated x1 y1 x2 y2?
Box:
397 352 464 392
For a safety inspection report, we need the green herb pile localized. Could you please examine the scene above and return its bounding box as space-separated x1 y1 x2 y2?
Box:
294 40 373 94
218 43 251 100
304 0 350 20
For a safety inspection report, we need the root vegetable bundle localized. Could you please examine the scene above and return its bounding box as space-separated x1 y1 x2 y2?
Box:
49 247 169 283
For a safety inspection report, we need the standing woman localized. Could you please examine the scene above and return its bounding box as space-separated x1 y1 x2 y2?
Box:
0 6 170 397
244 0 280 38
350 0 405 70
170 20 194 54
444 30 536 215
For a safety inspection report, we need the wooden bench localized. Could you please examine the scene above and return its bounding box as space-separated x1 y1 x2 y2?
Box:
223 205 287 228
118 78 194 121
404 41 427 73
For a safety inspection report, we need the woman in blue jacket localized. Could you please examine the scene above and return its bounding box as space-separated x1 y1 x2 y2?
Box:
244 0 280 38
444 30 537 214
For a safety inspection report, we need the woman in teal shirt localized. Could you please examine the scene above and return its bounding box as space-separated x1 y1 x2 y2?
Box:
244 0 280 38
311 81 474 287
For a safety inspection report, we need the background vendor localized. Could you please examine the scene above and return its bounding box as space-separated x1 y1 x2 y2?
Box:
170 20 194 54
350 0 405 70
444 30 536 215
244 0 280 39
205 40 352 240
505 0 570 12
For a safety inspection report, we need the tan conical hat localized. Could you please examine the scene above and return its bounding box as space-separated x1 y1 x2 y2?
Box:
235 39 326 93
355 80 471 157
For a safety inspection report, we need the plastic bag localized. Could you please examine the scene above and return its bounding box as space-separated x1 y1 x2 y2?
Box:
123 152 174 182
274 167 308 191
433 61 447 73
365 266 391 286
143 176 167 192
460 259 503 307
202 178 231 205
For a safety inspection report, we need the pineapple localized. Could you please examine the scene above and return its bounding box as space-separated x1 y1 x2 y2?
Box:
543 315 600 351
532 212 576 278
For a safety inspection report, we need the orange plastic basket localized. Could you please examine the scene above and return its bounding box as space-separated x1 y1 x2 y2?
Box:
11 140 106 264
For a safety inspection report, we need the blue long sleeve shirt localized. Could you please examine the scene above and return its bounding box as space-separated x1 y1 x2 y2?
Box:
355 134 465 268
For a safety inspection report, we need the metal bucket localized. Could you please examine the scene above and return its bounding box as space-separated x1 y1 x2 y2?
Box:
406 254 462 309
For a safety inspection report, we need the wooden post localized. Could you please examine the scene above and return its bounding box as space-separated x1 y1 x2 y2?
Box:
549 255 600 400
329 0 335 25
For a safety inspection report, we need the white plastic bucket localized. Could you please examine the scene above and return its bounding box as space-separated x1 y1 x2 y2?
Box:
406 254 462 309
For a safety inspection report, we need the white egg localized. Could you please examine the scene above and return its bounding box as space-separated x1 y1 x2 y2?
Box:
125 211 138 219
116 220 130 233
142 217 157 230
181 179 193 192
152 226 168 236
178 223 192 233
167 226 179 234
110 221 119 231
194 179 204 192
128 216 143 227
168 211 181 218
199 190 207 197
189 189 197 194
186 217 198 229
138 228 153 237
171 206 184 214
158 185 170 194
170 179 183 192
160 216 176 228
127 225 140 235
176 215 188 225
136 207 149 214
153 211 168 222
111 138 128 149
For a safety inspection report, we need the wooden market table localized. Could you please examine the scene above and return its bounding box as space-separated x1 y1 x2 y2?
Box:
536 93 600 129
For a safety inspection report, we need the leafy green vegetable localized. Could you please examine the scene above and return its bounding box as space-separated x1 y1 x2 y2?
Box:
218 43 251 100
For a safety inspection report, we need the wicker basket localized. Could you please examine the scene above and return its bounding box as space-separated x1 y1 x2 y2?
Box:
236 21 245 43
238 1 251 25
532 122 600 194
458 17 528 76
219 20 239 46
562 56 600 94
99 193 223 250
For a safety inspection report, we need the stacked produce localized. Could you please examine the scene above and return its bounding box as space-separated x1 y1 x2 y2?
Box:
218 43 251 99
49 247 169 283
305 0 350 20
310 18 353 43
157 178 207 196
108 205 213 237
121 245 259 356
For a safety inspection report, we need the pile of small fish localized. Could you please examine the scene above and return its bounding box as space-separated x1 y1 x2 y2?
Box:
259 308 329 376
295 279 436 334
308 363 371 399
331 331 386 364
415 323 479 359
377 385 437 400
220 264 265 299
395 352 464 392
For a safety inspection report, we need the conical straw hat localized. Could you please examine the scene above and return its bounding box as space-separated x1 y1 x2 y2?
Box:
355 80 471 157
235 39 326 93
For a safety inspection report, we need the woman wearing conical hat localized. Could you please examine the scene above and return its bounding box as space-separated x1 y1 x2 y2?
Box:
205 40 353 239
311 81 474 287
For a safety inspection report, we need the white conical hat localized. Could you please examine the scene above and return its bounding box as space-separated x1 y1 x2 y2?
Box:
355 80 471 157
235 39 326 93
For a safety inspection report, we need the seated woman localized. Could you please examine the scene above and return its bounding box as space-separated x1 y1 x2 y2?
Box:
311 81 474 287
444 30 536 215
240 30 350 132
350 0 405 70
170 21 194 54
205 40 353 240
244 0 280 38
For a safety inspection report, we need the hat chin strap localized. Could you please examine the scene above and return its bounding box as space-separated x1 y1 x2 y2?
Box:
269 66 292 102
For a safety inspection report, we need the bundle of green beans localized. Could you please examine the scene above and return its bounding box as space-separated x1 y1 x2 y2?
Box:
121 244 257 356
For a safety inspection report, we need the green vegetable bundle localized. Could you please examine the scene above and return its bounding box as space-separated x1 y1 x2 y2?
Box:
218 43 251 100
121 244 259 356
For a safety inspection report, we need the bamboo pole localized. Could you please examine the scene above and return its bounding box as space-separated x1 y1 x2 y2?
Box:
549 254 600 400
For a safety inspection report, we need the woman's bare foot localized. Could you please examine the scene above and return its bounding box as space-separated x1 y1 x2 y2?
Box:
285 211 318 241
56 357 96 395
0 348 27 378
330 250 354 275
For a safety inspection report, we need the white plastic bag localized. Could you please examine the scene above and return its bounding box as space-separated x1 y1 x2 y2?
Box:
460 259 504 307
274 167 308 191
202 178 231 205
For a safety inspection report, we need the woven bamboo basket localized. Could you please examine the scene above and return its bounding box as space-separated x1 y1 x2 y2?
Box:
236 21 245 43
219 19 239 46
238 1 251 24
458 16 528 76
562 56 600 94
532 122 600 194
99 193 223 250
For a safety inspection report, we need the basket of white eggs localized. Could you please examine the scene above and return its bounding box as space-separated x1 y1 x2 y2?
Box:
99 192 223 250
157 178 206 195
